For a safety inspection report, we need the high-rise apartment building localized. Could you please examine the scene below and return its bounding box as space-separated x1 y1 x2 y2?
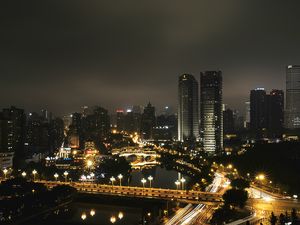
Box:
266 90 284 137
141 102 156 140
285 65 300 129
250 88 267 137
244 101 250 128
200 71 223 155
178 74 199 142
250 88 284 138
0 106 26 168
223 108 234 135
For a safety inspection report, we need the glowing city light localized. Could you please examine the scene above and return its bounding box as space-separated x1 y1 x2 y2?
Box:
90 209 95 216
110 216 117 223
118 211 124 219
81 213 87 220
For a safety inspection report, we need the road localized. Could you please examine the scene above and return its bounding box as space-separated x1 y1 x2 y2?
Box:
164 173 228 225
249 198 300 214
247 185 300 223
38 180 222 205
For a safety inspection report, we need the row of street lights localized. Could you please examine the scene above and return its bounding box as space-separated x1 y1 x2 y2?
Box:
2 169 71 182
2 168 66 182
81 173 95 181
110 174 154 188
20 169 38 181
53 171 69 182
175 177 186 190
6 169 185 191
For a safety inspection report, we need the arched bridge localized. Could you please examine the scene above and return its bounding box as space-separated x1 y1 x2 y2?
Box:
112 147 159 158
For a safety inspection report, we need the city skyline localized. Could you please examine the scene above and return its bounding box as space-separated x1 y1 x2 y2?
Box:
1 1 300 115
1 1 300 224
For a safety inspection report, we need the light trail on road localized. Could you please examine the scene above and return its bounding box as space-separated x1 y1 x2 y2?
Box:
164 173 226 225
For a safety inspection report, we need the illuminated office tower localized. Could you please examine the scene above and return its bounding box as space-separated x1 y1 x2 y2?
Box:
285 65 300 129
178 74 199 142
200 71 223 155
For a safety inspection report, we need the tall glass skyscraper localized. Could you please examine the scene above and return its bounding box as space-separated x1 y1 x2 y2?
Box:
285 65 300 129
200 71 223 155
178 74 199 142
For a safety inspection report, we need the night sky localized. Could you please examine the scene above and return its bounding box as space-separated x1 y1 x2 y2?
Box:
1 1 300 116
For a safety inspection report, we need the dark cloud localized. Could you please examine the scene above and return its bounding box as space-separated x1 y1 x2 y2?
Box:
1 0 300 116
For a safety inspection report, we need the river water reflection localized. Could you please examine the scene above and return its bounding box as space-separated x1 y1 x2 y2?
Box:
129 166 189 189
69 203 142 225
26 167 188 225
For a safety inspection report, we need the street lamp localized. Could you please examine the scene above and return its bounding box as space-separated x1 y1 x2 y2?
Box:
3 168 8 179
118 211 124 219
110 176 116 187
81 213 87 220
32 169 37 181
63 171 69 182
175 180 180 190
148 176 153 188
180 177 186 190
90 209 96 217
22 171 27 178
110 216 116 223
118 174 123 186
86 160 93 168
141 178 147 188
90 172 95 181
81 175 87 181
258 174 265 181
54 173 59 181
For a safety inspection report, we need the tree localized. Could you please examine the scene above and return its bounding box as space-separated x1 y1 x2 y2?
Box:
285 211 290 224
210 205 234 225
270 212 278 225
231 178 250 190
279 213 286 225
291 208 298 224
222 189 248 209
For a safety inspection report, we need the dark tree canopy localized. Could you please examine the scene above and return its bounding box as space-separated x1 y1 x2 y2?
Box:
222 189 248 209
231 178 250 190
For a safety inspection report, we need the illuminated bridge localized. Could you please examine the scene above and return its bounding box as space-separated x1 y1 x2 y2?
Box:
112 147 159 158
39 181 222 205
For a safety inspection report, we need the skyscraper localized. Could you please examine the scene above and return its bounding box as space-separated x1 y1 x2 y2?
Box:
266 90 284 137
285 65 300 129
250 88 284 138
244 101 250 128
178 74 199 142
200 71 223 155
1 107 26 153
141 102 156 140
0 106 26 168
223 108 234 135
116 109 125 132
250 88 266 137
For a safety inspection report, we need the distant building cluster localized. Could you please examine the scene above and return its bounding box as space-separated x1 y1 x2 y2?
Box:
113 103 177 141
0 65 300 169
247 65 300 139
177 65 300 156
0 107 64 169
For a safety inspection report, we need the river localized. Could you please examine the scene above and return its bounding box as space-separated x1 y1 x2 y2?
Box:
24 166 189 225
